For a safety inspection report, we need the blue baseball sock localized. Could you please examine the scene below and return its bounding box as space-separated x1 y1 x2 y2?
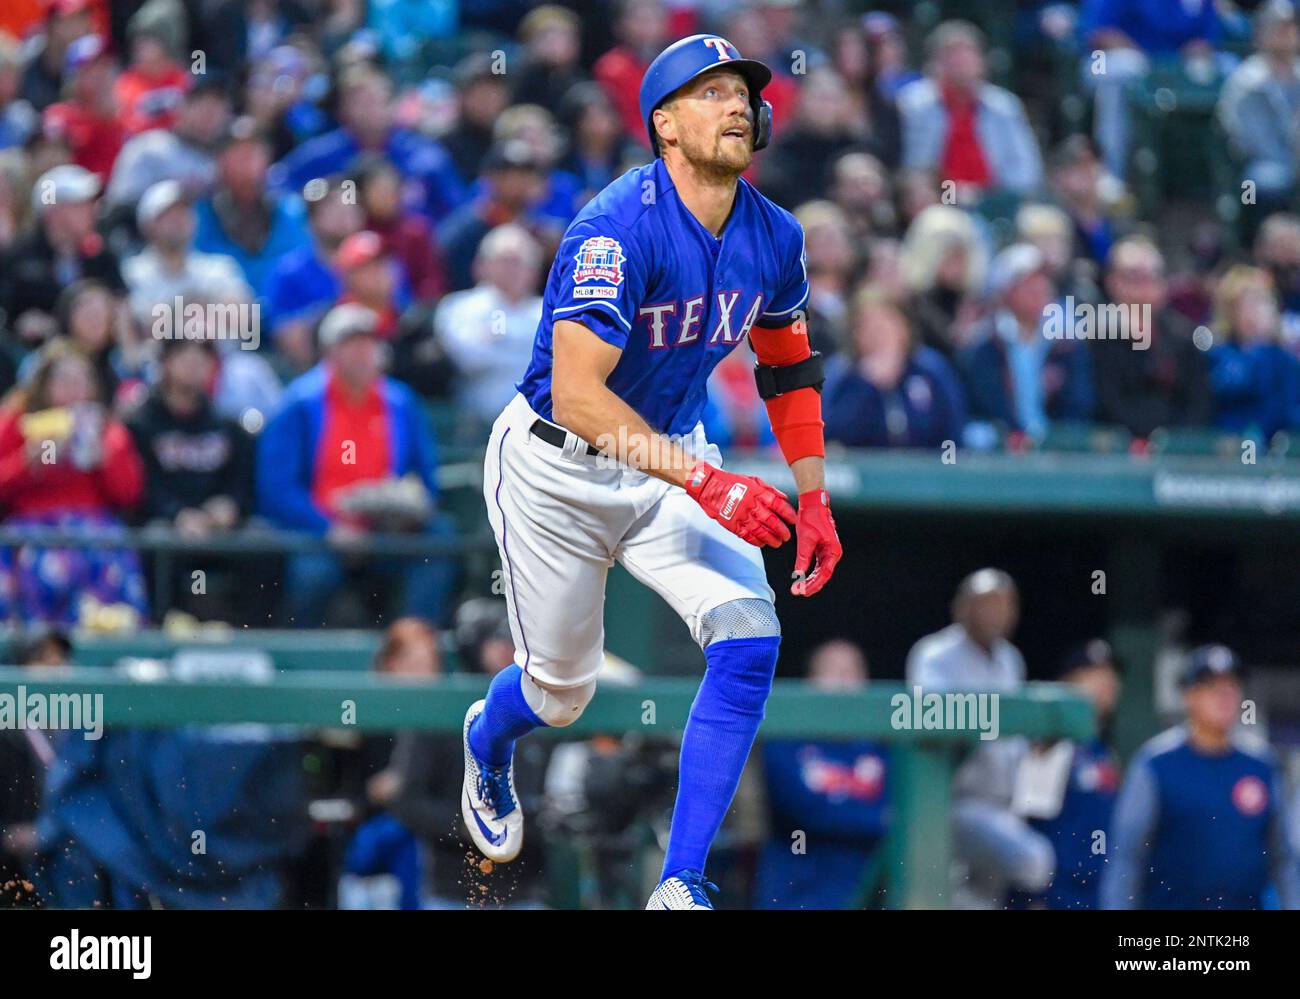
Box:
468 664 546 766
661 636 780 881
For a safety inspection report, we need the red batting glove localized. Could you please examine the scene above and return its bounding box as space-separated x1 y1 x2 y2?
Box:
685 461 796 549
791 489 842 596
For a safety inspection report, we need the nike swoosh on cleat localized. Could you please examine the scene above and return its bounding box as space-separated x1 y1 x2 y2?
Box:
472 806 508 847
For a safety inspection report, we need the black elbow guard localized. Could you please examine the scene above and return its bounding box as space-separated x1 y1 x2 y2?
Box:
754 351 825 400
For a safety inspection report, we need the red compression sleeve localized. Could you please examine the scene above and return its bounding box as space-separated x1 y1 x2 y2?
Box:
748 322 825 465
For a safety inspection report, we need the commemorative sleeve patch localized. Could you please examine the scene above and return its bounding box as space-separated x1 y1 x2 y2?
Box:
572 235 626 287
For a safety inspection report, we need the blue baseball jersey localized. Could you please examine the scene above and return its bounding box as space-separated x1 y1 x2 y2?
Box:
517 158 810 437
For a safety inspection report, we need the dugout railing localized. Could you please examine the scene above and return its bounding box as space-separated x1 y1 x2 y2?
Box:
0 662 1091 908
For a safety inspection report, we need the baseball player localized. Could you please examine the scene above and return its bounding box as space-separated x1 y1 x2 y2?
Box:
1100 645 1299 909
460 34 843 909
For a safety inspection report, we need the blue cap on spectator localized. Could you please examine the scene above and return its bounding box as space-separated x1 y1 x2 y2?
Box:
1057 638 1118 678
1179 644 1244 688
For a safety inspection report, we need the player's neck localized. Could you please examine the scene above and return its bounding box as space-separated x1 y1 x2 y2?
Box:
663 155 739 237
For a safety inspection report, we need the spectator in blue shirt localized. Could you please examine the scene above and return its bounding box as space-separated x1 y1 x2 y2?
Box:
1101 645 1299 910
1208 265 1300 442
256 304 457 627
1010 641 1123 910
824 286 967 449
268 63 466 226
755 639 889 910
264 176 366 369
959 243 1094 441
193 116 310 302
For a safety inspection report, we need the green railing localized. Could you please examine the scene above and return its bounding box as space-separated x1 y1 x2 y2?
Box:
0 665 1092 909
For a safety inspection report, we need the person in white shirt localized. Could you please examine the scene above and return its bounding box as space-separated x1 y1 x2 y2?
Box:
906 568 1053 908
122 179 252 328
433 223 543 429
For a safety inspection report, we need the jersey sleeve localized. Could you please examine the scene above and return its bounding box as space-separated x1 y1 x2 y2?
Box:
548 217 647 350
758 221 809 329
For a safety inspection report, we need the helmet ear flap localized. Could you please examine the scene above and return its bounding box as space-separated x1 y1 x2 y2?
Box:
753 100 773 151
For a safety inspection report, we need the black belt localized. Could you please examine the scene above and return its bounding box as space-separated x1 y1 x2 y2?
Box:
530 418 600 455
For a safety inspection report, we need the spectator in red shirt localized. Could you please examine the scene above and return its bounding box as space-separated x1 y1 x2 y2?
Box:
593 0 670 147
40 32 124 181
0 338 147 625
114 23 191 136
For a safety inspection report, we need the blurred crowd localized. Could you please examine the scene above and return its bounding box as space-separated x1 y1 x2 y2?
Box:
0 0 1298 908
0 1 1298 627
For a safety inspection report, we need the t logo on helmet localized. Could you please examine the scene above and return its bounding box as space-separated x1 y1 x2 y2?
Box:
703 38 734 62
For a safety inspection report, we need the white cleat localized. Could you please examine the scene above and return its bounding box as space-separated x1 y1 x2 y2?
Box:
645 871 717 909
460 699 524 863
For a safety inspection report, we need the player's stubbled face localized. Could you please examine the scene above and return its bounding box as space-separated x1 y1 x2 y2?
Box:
667 69 754 177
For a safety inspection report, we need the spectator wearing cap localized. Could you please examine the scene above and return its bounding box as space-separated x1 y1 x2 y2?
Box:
897 21 1043 201
823 285 967 450
959 242 1095 442
1219 1 1300 226
40 31 125 181
256 303 456 628
0 163 124 334
106 76 231 213
899 204 986 360
334 230 410 342
1207 265 1300 441
1102 645 1299 909
593 0 670 146
907 570 1054 908
263 176 367 368
438 140 548 291
18 0 97 113
1009 641 1122 910
268 62 466 226
122 179 252 329
1090 235 1213 439
355 156 448 304
755 639 889 910
0 338 147 625
192 115 310 301
113 21 190 137
511 5 588 118
441 53 511 186
433 224 542 428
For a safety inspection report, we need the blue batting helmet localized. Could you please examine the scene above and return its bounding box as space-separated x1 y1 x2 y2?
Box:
638 34 774 155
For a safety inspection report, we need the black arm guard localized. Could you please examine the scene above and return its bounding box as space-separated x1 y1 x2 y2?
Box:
754 351 825 400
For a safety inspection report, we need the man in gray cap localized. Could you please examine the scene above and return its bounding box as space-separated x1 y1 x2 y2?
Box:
0 163 124 337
